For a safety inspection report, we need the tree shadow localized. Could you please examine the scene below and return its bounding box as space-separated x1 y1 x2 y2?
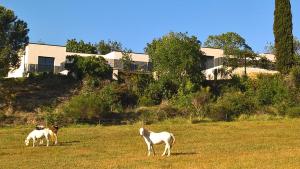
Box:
4 75 81 112
172 152 198 156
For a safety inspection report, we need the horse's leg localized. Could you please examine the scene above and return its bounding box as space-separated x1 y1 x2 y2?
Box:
147 143 151 156
151 144 155 156
39 139 43 145
167 143 171 157
45 135 49 147
54 134 58 145
162 144 167 156
32 138 35 147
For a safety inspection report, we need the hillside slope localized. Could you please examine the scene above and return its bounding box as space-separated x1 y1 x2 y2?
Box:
0 75 81 124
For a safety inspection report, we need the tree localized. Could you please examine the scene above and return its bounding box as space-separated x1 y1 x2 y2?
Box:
0 5 29 77
204 32 248 50
97 40 122 55
66 39 97 54
145 32 205 85
121 49 133 71
274 0 294 74
204 32 256 76
65 55 112 80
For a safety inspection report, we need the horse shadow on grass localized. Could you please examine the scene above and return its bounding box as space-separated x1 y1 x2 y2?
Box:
172 152 198 156
57 140 80 146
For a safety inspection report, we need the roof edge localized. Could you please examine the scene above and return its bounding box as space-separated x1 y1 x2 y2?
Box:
29 42 66 47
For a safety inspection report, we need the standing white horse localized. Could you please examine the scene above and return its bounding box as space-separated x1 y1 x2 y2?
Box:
139 128 175 157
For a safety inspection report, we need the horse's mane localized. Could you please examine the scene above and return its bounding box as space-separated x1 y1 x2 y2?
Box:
50 125 59 134
140 128 150 137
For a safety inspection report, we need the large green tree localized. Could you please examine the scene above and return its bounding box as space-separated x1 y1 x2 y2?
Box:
273 0 294 74
0 5 29 77
66 39 97 54
145 32 205 85
204 32 256 76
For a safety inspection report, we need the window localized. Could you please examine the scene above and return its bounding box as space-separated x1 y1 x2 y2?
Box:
214 57 224 67
38 56 54 72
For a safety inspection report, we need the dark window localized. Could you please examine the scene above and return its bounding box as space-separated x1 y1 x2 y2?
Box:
204 56 214 69
38 56 54 72
214 57 224 67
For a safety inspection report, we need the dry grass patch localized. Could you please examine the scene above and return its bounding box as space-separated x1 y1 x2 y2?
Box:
1 120 300 168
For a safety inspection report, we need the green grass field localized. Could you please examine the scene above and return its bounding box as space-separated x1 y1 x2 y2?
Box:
1 119 300 169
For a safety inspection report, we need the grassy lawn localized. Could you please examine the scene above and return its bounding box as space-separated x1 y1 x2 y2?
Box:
1 119 300 169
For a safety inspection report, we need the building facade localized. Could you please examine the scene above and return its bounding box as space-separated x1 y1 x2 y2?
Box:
7 43 152 78
7 43 276 79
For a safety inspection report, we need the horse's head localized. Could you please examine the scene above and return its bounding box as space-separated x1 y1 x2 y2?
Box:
53 125 59 130
139 128 144 136
139 128 150 137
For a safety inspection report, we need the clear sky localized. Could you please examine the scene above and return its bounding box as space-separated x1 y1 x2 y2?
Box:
1 0 299 53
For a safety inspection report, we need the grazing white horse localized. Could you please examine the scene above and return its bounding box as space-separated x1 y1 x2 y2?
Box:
139 128 175 157
35 125 59 145
25 129 51 147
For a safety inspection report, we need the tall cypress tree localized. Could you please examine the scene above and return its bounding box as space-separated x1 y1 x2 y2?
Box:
273 0 294 74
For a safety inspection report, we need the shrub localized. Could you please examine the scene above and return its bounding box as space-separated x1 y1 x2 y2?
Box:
191 88 212 119
248 74 290 106
170 87 212 120
136 103 181 124
208 92 256 121
136 106 159 124
62 93 110 123
140 82 163 106
290 66 300 88
286 106 300 118
131 73 153 97
140 78 179 106
65 55 112 81
99 83 138 110
0 111 6 121
44 111 67 125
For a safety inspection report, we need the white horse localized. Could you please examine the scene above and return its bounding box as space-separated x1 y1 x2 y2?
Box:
25 129 51 147
35 125 59 145
139 128 175 157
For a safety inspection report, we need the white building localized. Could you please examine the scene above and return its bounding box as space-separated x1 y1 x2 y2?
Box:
7 43 277 79
7 43 151 78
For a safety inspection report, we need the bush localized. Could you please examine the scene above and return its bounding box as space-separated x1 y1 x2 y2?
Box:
290 66 300 88
62 93 111 123
65 55 112 81
100 83 138 110
137 106 159 124
0 111 6 121
140 82 163 106
286 106 300 118
44 112 67 126
136 103 181 124
247 74 290 106
208 92 256 121
191 88 212 118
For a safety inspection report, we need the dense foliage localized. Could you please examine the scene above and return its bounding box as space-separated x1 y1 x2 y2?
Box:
274 0 294 73
97 40 123 55
146 32 205 86
66 39 97 54
65 55 112 81
0 5 29 77
204 32 257 75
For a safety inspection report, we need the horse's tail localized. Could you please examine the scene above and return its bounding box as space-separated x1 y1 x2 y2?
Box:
170 133 175 145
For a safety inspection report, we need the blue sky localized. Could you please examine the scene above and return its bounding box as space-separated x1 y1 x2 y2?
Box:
1 0 299 53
